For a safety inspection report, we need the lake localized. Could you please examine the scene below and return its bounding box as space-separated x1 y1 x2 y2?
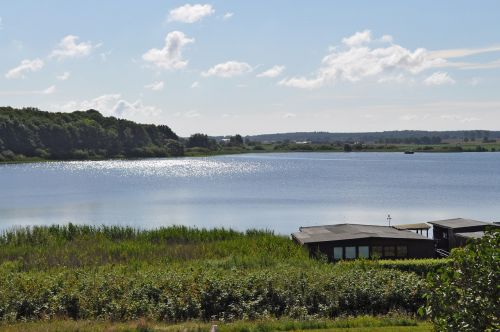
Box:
1 152 499 233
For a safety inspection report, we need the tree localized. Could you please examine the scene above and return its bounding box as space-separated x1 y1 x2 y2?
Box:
229 134 243 146
343 144 352 152
187 133 210 148
423 228 499 332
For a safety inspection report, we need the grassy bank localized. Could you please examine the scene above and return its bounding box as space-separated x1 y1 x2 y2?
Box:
1 316 432 332
0 225 435 324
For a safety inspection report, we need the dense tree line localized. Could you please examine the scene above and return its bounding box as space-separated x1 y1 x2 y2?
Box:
0 107 183 161
248 130 500 144
375 136 442 145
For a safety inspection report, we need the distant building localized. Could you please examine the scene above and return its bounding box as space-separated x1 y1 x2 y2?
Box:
428 218 497 252
292 224 435 260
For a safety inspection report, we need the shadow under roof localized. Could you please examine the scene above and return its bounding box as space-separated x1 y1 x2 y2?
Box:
292 223 433 245
427 218 492 229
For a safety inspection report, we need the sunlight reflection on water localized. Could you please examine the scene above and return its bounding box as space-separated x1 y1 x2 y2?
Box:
28 158 269 178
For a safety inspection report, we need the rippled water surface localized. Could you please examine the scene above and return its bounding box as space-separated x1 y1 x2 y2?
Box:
1 152 499 233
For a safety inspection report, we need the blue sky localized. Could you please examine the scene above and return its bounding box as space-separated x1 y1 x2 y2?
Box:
1 1 500 136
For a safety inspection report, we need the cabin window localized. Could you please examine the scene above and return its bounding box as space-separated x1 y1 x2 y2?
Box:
358 246 369 258
345 246 356 259
442 232 448 239
384 246 396 257
397 245 408 257
333 247 343 260
371 246 383 258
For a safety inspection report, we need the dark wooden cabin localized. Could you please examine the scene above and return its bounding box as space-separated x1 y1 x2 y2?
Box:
428 218 496 252
292 224 435 261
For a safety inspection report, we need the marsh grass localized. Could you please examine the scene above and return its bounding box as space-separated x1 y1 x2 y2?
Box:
0 224 307 271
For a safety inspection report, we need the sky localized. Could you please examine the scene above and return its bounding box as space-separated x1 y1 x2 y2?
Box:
1 1 500 136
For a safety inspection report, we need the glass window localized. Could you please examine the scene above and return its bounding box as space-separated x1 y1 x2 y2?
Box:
358 246 369 258
333 247 343 260
345 246 356 259
397 245 408 258
384 246 396 257
371 246 383 258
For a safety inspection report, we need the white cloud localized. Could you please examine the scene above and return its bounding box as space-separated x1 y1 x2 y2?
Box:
377 74 408 84
144 81 165 91
283 112 297 118
56 71 71 81
49 35 98 60
202 61 252 77
168 4 214 23
257 65 285 78
0 17 3 30
0 85 56 96
223 12 234 20
191 81 200 88
280 30 446 89
55 94 161 120
380 34 393 43
342 29 372 47
41 85 56 95
423 71 456 86
429 45 500 59
5 58 44 79
142 31 194 70
100 50 112 62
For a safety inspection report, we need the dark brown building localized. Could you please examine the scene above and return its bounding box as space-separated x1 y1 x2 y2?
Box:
292 224 435 260
428 218 496 252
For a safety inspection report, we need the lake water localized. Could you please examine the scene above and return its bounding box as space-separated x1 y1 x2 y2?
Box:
1 152 499 233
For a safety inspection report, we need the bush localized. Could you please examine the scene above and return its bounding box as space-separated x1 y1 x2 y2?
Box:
423 229 499 331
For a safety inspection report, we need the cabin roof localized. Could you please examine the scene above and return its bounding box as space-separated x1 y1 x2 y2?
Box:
393 223 431 230
427 218 491 229
455 231 485 239
292 223 433 245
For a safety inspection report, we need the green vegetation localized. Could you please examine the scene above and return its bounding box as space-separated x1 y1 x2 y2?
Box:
3 224 497 331
0 316 432 332
337 259 451 276
2 107 499 163
0 107 182 162
423 229 499 332
0 225 427 324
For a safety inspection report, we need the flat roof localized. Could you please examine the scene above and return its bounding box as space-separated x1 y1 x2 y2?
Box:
455 231 485 239
292 223 433 245
393 223 431 230
427 218 492 229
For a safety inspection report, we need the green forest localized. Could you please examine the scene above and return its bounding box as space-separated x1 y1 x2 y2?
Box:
0 107 183 161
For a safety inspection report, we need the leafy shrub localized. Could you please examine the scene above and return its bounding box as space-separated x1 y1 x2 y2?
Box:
0 265 425 323
423 229 499 331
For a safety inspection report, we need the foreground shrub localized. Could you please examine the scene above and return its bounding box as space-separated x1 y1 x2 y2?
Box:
423 229 499 332
0 265 425 323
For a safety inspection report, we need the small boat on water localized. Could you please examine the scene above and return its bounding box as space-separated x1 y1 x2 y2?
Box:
404 151 415 154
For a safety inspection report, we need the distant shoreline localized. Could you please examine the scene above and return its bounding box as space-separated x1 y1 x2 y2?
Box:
2 143 499 165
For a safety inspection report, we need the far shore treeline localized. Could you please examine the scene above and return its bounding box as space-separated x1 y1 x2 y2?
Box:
1 106 500 162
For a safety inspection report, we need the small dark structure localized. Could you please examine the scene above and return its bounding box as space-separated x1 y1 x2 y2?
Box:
292 224 435 260
428 218 495 252
393 223 431 237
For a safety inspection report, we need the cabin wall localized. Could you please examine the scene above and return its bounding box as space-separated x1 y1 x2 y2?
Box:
434 225 489 251
306 238 435 261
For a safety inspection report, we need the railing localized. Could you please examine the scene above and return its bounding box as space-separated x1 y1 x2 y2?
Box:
436 248 450 257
